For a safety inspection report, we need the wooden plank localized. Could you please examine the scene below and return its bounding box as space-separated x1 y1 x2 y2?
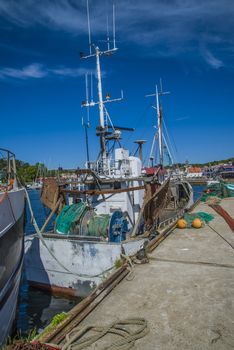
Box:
62 185 145 196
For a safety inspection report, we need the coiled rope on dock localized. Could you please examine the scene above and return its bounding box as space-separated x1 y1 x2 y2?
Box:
61 318 149 350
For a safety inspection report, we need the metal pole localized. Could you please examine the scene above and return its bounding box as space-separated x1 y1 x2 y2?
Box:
96 46 107 168
12 154 18 188
85 124 90 168
7 151 10 182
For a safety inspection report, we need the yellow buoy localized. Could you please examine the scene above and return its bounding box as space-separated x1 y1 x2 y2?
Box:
192 218 202 229
177 219 187 229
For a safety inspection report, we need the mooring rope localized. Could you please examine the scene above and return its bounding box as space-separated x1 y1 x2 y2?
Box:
121 254 135 281
207 223 234 250
61 318 149 350
209 204 234 232
24 188 116 279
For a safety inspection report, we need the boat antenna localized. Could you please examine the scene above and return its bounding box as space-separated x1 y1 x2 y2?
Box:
113 3 116 50
85 73 90 124
106 13 110 51
90 72 94 104
81 74 90 166
81 2 123 170
84 122 90 166
81 114 90 167
86 0 92 55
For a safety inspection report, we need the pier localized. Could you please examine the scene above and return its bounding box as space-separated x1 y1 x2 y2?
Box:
37 198 234 349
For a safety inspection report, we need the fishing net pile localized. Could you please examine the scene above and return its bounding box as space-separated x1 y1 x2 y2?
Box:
201 181 234 203
183 212 214 228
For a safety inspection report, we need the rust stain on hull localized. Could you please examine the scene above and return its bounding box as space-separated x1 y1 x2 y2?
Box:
28 281 81 299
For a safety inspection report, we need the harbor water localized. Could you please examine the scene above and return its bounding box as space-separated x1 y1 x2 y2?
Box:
15 185 205 337
16 190 77 337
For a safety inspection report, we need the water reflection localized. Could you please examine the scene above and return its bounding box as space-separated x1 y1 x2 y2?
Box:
16 190 77 337
192 185 205 201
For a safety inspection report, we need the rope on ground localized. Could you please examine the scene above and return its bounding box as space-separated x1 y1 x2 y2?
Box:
121 254 135 281
207 223 234 250
61 318 149 350
209 204 234 232
24 188 115 279
149 256 234 269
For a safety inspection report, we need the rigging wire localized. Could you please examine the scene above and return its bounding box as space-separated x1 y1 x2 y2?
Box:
122 102 153 156
162 118 177 164
163 117 181 161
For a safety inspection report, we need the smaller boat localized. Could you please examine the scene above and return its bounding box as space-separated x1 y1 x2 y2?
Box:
27 181 43 190
27 164 44 190
224 183 234 196
207 179 220 186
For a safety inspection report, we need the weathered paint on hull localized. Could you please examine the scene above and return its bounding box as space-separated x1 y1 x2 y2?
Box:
0 188 25 345
24 235 146 297
0 262 22 345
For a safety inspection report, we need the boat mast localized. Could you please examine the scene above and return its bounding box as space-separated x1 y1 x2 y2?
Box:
95 46 107 166
146 80 170 168
156 85 163 166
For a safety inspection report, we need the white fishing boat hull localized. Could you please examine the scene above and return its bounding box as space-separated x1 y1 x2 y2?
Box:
0 261 22 345
24 235 146 297
0 188 25 345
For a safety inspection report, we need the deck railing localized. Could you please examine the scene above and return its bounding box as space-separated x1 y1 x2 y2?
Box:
0 148 17 185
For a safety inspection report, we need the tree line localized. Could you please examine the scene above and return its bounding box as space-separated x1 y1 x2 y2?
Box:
1 156 233 184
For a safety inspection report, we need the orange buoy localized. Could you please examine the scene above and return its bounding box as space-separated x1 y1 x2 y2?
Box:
192 218 202 229
177 219 187 229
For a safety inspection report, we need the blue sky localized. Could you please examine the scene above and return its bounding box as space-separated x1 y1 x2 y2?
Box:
0 0 233 168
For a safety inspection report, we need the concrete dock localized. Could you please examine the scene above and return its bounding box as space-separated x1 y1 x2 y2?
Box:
40 198 234 349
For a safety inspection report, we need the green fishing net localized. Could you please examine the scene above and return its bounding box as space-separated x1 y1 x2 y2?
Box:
200 181 233 202
55 202 87 235
183 212 214 228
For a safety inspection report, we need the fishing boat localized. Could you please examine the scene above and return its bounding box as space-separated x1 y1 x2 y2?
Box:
225 183 234 195
26 164 44 190
24 5 193 298
0 148 25 345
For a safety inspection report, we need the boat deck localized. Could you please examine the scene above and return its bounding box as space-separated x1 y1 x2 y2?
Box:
39 198 234 349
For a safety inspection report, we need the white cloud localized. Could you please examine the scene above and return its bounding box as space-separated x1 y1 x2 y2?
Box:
50 67 87 77
0 63 47 79
0 0 233 68
201 48 224 69
0 63 91 80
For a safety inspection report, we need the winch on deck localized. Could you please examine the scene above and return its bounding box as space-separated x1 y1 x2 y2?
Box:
55 203 129 242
